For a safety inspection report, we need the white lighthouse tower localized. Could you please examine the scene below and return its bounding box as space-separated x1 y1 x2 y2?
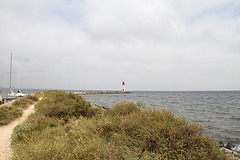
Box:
122 81 125 92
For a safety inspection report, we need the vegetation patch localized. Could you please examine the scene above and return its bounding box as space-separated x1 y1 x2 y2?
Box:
0 106 22 125
34 90 101 121
12 94 41 109
11 90 228 159
0 93 41 126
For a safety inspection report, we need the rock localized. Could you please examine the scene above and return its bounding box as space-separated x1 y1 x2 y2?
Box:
225 143 232 150
219 141 224 148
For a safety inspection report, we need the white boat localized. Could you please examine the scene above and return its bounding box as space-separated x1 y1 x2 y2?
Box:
15 90 27 97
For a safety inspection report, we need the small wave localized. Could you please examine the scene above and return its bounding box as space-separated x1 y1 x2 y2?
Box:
230 117 240 121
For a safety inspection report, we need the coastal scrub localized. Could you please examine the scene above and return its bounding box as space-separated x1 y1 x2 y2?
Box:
0 106 22 125
0 93 41 126
11 90 228 159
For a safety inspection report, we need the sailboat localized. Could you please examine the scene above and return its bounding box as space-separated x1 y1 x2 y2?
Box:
15 70 27 97
8 53 27 97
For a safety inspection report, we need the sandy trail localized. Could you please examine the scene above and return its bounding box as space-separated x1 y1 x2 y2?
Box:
0 100 40 160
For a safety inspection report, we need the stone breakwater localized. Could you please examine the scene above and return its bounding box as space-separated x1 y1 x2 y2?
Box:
72 91 131 95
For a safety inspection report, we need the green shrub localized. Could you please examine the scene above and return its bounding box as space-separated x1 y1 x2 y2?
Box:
35 90 101 121
108 101 141 116
0 106 22 125
26 94 39 101
34 92 43 99
12 94 39 109
12 113 60 143
12 98 32 109
12 124 67 160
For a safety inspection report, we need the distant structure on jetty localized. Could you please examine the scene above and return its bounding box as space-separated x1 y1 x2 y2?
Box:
72 81 130 95
72 91 131 95
122 81 125 92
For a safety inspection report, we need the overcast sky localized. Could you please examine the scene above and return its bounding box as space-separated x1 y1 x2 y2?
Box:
0 0 240 91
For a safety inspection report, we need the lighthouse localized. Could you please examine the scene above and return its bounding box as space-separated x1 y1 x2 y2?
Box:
122 81 125 92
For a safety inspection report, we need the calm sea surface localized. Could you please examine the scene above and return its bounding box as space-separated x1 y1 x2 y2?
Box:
1 88 240 147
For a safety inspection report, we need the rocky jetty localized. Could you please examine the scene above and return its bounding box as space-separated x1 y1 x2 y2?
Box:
72 91 131 95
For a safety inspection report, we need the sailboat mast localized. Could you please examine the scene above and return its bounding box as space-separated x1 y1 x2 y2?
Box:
19 66 22 92
10 53 12 93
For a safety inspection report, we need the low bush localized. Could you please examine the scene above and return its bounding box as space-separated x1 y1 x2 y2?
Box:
12 113 60 143
33 92 43 99
35 90 101 122
12 94 39 109
107 101 141 116
0 106 22 125
26 94 39 101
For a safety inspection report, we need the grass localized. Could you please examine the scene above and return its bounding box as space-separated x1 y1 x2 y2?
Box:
34 90 100 121
0 106 22 125
0 93 41 126
11 90 228 159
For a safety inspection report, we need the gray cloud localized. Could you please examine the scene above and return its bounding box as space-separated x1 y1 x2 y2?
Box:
0 0 240 91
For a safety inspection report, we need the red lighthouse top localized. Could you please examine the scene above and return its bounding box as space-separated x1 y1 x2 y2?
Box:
122 82 125 85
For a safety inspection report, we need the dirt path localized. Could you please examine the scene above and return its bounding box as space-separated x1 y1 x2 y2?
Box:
0 99 40 160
